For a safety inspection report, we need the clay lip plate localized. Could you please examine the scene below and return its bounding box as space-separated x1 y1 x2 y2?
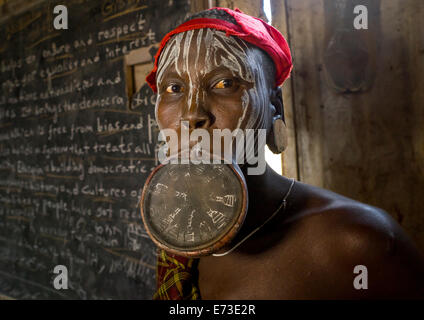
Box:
140 162 248 258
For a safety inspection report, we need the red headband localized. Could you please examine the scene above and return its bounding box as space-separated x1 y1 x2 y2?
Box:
146 7 293 92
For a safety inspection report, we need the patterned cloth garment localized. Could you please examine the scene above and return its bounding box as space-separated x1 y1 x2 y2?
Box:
153 249 201 300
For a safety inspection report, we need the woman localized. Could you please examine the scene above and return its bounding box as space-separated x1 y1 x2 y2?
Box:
144 7 424 300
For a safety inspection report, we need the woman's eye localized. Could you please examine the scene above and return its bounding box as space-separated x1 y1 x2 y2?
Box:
166 84 184 93
213 79 233 89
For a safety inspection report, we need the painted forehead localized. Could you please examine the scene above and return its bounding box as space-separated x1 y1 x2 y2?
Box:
156 29 254 86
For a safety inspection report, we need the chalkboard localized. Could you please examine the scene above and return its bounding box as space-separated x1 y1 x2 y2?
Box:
0 0 190 299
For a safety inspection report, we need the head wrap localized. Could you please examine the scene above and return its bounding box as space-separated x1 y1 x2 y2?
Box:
146 7 293 92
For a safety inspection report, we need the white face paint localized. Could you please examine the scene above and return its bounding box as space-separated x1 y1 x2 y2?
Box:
155 28 274 164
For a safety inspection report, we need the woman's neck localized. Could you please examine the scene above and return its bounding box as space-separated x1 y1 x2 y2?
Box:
232 163 293 243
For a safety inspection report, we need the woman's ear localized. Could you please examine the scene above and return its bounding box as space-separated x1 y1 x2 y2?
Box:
270 87 284 121
266 86 288 154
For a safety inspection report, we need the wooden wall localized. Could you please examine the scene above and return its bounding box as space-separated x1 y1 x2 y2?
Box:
218 0 424 251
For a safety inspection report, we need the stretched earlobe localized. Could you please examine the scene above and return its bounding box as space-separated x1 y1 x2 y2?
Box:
271 115 288 153
267 87 287 154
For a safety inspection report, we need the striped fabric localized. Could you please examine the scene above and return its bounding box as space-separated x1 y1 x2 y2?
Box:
153 249 201 300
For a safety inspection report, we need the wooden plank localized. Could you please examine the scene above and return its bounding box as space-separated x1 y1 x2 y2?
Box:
191 0 213 13
134 62 154 92
124 44 158 66
125 64 134 105
284 0 327 186
218 0 268 22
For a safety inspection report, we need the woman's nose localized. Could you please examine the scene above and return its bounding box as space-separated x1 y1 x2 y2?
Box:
181 111 211 130
181 89 213 129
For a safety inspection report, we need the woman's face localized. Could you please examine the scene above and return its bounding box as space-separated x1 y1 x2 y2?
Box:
155 29 274 158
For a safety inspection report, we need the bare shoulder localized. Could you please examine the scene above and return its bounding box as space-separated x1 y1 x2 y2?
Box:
278 181 424 298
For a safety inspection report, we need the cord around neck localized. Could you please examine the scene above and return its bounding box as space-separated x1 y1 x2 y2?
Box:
212 178 296 257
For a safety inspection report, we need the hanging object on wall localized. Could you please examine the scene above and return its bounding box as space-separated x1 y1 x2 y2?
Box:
323 0 380 93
